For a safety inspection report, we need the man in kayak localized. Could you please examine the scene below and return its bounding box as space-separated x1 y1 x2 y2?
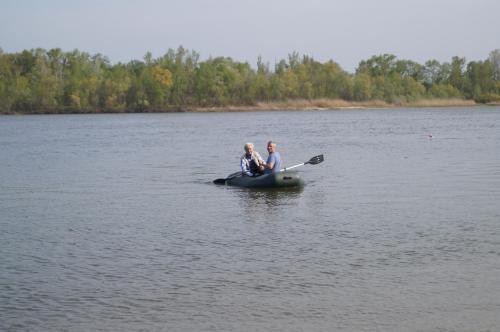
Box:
241 143 265 177
263 141 282 173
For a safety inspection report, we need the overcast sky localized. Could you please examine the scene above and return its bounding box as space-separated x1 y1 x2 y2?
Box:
1 0 499 72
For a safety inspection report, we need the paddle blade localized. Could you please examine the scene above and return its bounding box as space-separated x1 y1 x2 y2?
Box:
307 154 324 165
213 178 226 185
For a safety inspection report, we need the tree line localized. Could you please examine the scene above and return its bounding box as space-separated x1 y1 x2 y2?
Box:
0 46 499 113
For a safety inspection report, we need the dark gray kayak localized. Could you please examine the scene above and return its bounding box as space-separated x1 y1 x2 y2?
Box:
216 171 304 188
213 154 323 188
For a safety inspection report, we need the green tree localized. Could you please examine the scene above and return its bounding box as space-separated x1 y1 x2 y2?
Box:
448 56 466 91
99 64 131 110
488 49 500 81
0 50 17 112
3 47 500 113
465 60 497 102
30 49 60 111
353 73 372 101
160 46 198 105
428 83 462 98
357 54 397 77
423 59 446 87
194 58 226 106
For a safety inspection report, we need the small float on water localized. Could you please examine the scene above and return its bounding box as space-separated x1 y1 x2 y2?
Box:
213 154 324 188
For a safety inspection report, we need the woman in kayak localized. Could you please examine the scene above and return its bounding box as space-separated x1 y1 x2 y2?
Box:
240 143 265 177
263 141 282 173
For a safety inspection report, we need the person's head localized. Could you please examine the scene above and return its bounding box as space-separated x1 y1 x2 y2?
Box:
267 141 276 154
244 143 255 155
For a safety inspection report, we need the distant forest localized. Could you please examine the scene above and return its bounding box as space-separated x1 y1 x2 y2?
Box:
0 47 499 113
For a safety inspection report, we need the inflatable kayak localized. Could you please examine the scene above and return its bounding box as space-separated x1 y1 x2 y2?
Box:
213 154 323 188
216 171 304 188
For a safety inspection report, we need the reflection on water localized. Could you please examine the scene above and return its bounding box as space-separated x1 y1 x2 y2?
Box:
236 186 304 207
230 186 305 221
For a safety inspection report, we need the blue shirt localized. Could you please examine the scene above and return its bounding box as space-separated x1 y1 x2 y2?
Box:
265 152 282 173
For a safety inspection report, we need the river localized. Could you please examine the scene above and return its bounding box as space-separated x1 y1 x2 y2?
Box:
1 107 499 331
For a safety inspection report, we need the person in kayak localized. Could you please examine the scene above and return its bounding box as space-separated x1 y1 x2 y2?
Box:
263 141 282 173
240 143 265 177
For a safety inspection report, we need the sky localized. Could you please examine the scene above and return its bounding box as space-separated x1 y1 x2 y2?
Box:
1 0 499 72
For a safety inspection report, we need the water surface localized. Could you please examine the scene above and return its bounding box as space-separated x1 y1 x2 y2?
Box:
1 107 500 331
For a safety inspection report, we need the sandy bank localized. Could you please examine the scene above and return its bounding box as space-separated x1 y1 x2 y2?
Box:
1 98 484 115
188 98 477 112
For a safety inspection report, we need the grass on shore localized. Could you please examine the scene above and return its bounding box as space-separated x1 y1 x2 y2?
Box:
190 98 476 112
1 98 482 115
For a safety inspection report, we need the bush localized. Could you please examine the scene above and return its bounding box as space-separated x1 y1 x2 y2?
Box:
474 93 500 104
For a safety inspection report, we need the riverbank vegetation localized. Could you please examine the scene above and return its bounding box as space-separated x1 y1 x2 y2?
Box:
0 47 499 114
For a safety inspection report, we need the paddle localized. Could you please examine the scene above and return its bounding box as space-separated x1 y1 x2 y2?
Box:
213 171 242 185
280 154 324 171
213 154 324 185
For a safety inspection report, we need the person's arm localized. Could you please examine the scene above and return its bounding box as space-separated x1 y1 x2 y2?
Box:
254 151 265 165
263 154 275 169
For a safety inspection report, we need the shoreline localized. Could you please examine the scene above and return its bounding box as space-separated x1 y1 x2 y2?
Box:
2 98 496 115
189 98 480 112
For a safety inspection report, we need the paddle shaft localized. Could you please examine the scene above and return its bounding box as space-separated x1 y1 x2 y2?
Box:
280 163 305 172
